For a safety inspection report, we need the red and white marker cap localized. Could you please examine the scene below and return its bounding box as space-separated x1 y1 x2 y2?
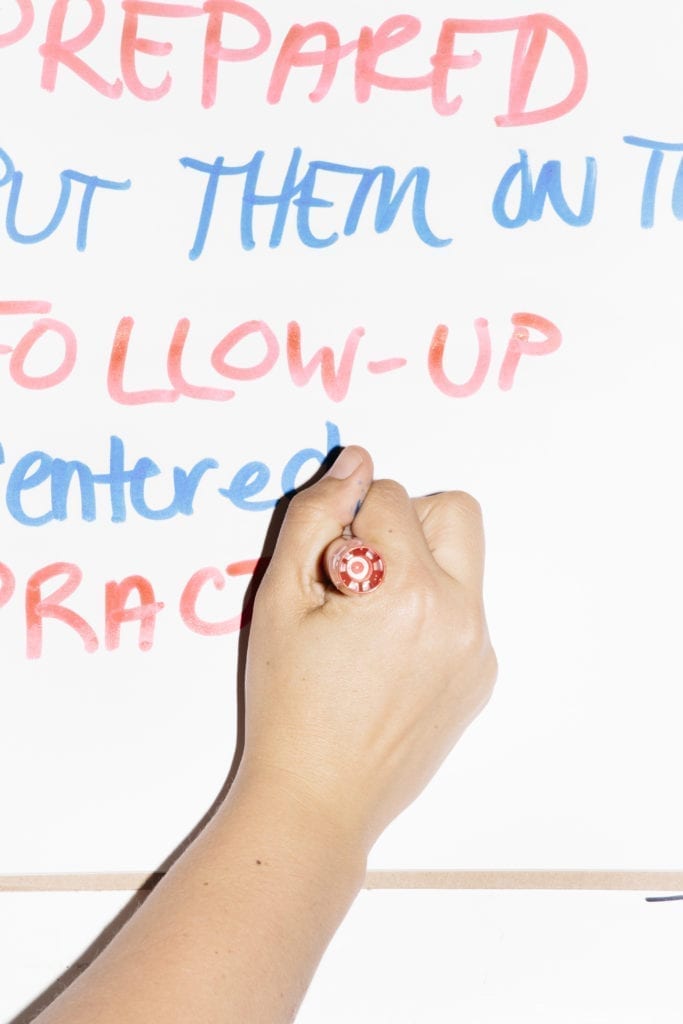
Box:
328 539 385 595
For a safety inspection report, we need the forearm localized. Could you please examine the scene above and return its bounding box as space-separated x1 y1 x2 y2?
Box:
33 452 495 1022
36 775 367 1024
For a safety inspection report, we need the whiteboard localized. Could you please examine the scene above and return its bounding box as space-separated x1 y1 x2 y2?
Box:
0 0 681 888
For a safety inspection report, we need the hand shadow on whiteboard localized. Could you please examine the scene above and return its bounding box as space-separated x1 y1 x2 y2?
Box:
10 448 341 1024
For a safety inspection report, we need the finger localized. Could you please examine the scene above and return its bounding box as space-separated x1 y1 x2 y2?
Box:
412 491 485 587
266 446 374 605
352 479 436 571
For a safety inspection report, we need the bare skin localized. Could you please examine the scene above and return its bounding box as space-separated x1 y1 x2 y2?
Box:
35 446 496 1024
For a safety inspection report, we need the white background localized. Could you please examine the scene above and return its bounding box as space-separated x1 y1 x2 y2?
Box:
1 1 681 1019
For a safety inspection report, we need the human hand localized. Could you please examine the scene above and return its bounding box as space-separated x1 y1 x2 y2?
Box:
237 446 496 855
33 449 495 1024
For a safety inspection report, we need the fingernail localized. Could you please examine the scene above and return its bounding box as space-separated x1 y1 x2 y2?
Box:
326 446 365 480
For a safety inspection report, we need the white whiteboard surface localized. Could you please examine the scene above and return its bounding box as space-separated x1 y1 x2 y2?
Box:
0 0 681 891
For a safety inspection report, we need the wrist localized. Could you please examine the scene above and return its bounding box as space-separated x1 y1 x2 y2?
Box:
215 765 369 895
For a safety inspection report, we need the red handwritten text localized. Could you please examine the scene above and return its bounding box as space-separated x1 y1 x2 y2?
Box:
9 557 261 658
1 3 587 123
0 301 562 401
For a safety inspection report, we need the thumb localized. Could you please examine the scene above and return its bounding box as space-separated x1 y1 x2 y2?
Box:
266 446 374 606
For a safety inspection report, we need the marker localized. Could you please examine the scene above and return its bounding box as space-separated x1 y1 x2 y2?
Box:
327 531 385 595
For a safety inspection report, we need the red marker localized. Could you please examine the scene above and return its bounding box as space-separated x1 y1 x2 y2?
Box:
327 534 385 595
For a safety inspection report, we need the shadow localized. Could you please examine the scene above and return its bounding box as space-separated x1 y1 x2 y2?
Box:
10 448 341 1024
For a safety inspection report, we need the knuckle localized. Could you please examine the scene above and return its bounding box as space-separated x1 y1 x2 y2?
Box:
456 602 488 654
448 490 483 522
367 478 410 509
449 604 497 708
451 599 493 664
285 486 325 525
